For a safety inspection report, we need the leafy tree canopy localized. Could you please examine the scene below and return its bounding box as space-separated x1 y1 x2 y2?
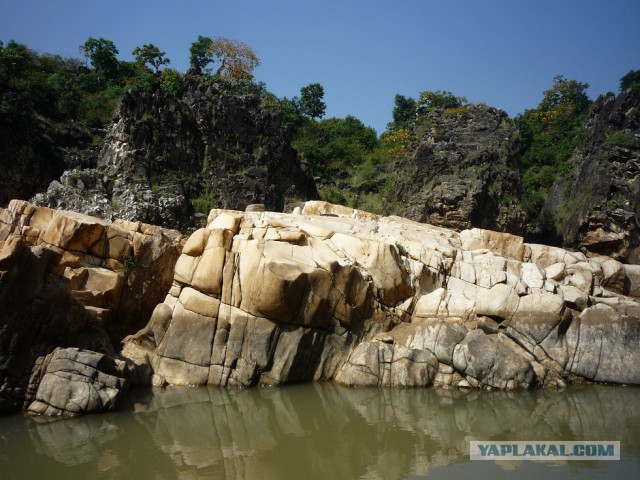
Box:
620 69 640 91
132 44 170 73
529 75 590 127
298 83 326 119
292 115 378 176
189 35 213 72
417 90 467 112
80 37 119 80
390 94 416 131
514 75 592 235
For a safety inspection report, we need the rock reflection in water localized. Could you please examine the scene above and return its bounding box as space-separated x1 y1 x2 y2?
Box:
1 384 639 479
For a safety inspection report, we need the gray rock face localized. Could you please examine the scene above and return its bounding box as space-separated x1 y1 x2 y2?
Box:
32 74 318 231
387 104 525 234
122 201 640 391
545 89 640 263
26 347 132 417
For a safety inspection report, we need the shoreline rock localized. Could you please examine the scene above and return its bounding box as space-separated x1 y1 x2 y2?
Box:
3 199 640 417
122 200 640 393
0 200 184 413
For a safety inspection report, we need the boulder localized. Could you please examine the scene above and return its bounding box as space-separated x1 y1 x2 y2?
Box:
26 348 132 417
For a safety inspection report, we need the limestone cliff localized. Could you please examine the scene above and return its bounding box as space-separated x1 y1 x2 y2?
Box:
545 89 640 263
122 201 640 391
32 75 318 231
387 104 526 234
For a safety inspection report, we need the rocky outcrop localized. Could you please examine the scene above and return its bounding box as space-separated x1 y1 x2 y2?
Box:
387 104 525 234
0 200 185 341
32 75 318 230
123 200 640 390
25 347 132 417
0 235 110 412
545 89 640 263
0 200 184 413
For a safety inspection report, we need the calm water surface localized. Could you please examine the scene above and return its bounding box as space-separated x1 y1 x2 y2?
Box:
1 383 639 479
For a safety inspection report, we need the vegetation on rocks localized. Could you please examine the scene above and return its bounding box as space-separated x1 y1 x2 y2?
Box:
1 36 639 261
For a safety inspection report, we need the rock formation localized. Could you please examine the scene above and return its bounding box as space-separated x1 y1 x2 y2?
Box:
25 347 133 417
122 201 640 391
545 88 640 263
0 200 184 413
387 104 526 234
31 75 318 231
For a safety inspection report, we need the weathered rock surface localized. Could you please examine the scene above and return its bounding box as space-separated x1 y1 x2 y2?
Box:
0 235 110 412
545 88 640 263
123 200 640 390
26 347 132 417
32 74 318 230
0 199 185 340
387 104 526 234
0 200 184 413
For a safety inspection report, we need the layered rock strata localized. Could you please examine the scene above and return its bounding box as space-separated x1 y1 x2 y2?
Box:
123 201 640 390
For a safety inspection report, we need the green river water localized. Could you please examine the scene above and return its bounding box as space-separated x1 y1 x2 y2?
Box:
1 383 639 479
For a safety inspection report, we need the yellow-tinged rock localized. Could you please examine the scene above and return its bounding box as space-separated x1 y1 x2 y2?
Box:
178 287 220 317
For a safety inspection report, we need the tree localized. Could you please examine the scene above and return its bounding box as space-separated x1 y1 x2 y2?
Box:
533 75 590 124
620 69 640 91
515 75 592 234
80 37 119 80
391 94 416 130
417 90 466 112
189 35 213 72
208 36 260 80
298 83 326 119
132 44 170 73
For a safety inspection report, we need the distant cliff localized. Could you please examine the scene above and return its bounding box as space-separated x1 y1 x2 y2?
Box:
545 89 640 263
386 104 526 234
31 73 318 231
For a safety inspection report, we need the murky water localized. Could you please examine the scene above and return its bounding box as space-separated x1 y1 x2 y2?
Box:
1 383 639 479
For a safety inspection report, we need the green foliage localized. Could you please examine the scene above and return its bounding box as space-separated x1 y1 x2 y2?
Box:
132 43 170 73
390 94 416 131
417 90 467 113
192 191 216 214
516 75 592 234
298 83 326 119
281 96 304 134
120 61 158 94
0 37 172 131
620 69 640 91
443 106 469 117
189 35 214 71
604 130 634 149
395 242 407 256
160 69 182 97
555 187 591 225
292 115 378 177
122 254 137 276
80 37 119 81
381 128 412 160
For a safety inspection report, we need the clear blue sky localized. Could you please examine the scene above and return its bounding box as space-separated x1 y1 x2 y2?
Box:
1 0 639 134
